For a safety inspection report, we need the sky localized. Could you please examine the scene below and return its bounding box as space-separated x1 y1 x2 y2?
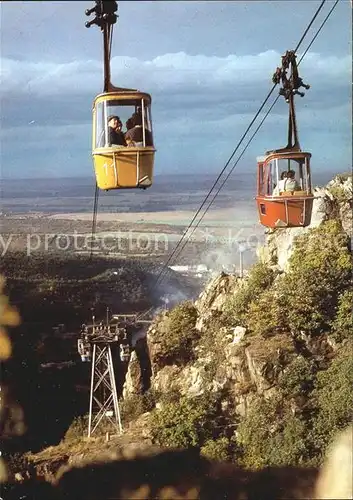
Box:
0 0 351 179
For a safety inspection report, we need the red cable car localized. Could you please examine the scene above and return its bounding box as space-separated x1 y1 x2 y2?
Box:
256 51 314 228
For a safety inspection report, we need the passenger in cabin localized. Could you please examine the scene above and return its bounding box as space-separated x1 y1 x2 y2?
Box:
126 117 134 131
286 170 301 191
124 111 153 147
273 171 287 195
107 115 127 147
273 170 300 195
125 117 135 147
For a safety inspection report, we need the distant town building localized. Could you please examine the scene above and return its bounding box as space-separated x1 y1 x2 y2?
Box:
169 264 211 276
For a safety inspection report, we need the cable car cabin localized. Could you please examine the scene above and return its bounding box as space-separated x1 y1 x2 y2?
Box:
92 91 156 190
256 151 314 228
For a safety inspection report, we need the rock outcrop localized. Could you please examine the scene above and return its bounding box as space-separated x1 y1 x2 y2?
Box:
194 272 242 331
142 174 352 421
121 174 353 409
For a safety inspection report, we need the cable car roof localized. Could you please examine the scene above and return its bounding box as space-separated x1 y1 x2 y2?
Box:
94 88 152 106
261 150 312 163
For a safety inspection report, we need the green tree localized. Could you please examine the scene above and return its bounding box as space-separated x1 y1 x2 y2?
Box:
331 290 353 342
157 301 199 365
149 393 223 449
237 395 307 468
310 348 353 462
245 289 284 337
278 221 351 335
225 263 276 326
278 356 316 397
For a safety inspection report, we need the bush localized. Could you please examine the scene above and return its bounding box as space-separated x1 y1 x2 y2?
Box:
278 356 316 397
278 221 351 335
201 436 235 462
328 174 352 204
309 348 353 462
64 416 88 442
331 290 353 342
225 263 276 326
120 390 157 423
237 395 307 468
149 393 223 449
158 301 199 365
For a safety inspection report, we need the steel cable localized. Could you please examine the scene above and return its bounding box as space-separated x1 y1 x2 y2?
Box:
149 0 339 294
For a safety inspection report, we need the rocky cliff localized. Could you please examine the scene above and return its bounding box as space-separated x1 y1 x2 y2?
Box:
124 175 351 401
121 173 352 470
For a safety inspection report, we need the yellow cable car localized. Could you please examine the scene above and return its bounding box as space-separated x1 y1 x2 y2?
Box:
86 1 156 190
92 89 156 190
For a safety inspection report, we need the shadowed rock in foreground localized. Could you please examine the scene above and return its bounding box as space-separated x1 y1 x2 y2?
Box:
2 425 352 499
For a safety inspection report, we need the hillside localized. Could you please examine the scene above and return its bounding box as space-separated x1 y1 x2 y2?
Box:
0 253 197 457
1 173 352 499
136 173 352 467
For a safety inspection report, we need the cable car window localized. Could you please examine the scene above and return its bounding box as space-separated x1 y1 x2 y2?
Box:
95 104 105 148
267 157 312 196
304 157 312 193
263 160 276 196
95 100 154 148
258 163 264 195
276 159 301 192
296 157 311 193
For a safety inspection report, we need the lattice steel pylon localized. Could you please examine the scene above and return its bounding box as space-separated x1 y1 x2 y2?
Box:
78 317 126 437
88 340 122 437
78 312 151 437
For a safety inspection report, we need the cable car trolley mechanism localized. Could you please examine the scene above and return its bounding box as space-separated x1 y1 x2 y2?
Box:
256 50 314 228
86 1 156 190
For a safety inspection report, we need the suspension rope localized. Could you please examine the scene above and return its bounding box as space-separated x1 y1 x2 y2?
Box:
149 0 338 292
294 0 326 52
155 97 281 280
151 87 278 286
109 25 114 61
90 182 100 260
89 20 115 259
298 0 339 64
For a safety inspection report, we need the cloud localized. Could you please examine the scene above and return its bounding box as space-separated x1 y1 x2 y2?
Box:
1 50 350 97
0 50 351 177
1 50 350 132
